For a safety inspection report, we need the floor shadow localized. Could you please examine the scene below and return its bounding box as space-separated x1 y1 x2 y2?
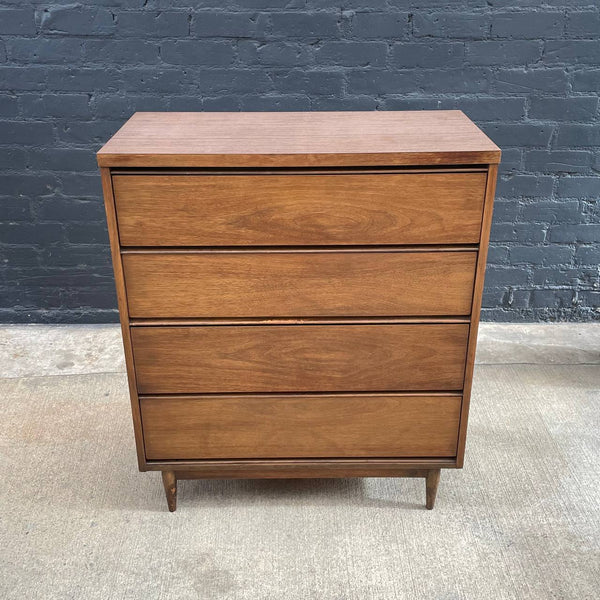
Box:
179 477 426 511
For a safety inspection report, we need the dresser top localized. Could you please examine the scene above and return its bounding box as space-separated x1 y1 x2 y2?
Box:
97 110 500 168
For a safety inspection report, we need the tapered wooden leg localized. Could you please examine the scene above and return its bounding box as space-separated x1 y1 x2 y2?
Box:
425 469 441 510
162 470 177 512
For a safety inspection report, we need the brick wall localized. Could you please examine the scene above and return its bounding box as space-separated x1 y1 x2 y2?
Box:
0 1 598 323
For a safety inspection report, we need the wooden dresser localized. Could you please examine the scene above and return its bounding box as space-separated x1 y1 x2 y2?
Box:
97 111 500 511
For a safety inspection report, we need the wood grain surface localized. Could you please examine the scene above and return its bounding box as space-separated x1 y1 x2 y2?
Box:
97 111 501 167
122 250 477 318
131 323 469 394
98 111 499 494
157 458 456 478
113 171 486 246
457 164 498 467
100 168 147 470
140 394 461 459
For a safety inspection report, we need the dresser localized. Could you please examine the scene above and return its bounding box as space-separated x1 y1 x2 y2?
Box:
97 111 500 511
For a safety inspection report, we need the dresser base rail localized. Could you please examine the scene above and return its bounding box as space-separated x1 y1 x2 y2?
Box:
155 462 450 511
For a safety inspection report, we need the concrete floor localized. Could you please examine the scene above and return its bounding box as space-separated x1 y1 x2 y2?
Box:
1 323 599 599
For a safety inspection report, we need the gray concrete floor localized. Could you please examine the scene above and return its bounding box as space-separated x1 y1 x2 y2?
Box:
0 323 599 599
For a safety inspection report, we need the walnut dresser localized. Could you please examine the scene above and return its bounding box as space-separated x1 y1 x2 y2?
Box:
97 111 500 512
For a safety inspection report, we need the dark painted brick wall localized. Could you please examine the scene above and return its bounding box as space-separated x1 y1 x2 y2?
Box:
1 1 599 323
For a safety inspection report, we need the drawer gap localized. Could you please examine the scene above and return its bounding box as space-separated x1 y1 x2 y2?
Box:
111 166 489 175
121 244 479 254
140 391 463 399
152 456 457 462
129 316 471 326
138 389 464 397
144 458 458 466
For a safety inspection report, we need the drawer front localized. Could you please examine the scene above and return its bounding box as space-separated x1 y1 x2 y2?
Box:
141 394 461 459
131 324 469 394
113 172 486 246
123 251 477 318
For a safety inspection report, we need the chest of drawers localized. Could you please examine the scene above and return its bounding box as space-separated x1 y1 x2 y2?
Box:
98 111 500 511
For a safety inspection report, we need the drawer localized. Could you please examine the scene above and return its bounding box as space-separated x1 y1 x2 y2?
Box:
123 250 477 318
131 324 469 394
113 172 486 246
140 394 462 459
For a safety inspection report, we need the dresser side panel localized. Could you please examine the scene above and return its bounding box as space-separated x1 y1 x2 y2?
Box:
456 163 498 467
101 167 147 471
